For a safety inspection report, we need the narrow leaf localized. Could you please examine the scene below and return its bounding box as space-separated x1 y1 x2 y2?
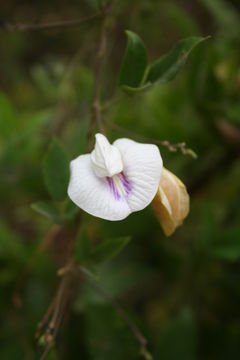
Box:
31 201 63 224
119 30 147 88
120 82 152 94
79 265 98 280
43 138 70 201
91 236 131 263
147 36 209 84
64 200 79 221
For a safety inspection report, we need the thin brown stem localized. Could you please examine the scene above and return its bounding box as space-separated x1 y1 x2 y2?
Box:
88 2 112 149
39 343 53 360
105 119 197 158
0 12 102 33
37 217 81 359
36 294 57 339
38 265 76 360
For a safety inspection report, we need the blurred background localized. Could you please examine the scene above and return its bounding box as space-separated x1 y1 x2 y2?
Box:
1 0 240 359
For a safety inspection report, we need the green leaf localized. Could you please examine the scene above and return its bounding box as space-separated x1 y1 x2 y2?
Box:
91 236 131 264
147 36 209 84
120 82 152 94
31 201 64 224
43 138 70 201
31 200 78 224
119 30 148 88
79 265 98 280
75 227 91 263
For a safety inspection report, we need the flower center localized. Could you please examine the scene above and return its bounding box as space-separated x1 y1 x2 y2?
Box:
91 134 132 200
107 172 131 200
91 133 123 178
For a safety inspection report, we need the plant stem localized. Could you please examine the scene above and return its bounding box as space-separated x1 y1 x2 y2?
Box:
105 118 197 158
0 12 102 32
88 1 113 149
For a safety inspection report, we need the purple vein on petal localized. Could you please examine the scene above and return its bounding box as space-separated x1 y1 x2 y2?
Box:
106 172 132 201
106 177 120 200
120 172 132 195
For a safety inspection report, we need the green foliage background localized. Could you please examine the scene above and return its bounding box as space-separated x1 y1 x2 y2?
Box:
0 0 240 359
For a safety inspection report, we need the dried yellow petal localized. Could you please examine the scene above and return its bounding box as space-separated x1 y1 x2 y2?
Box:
152 168 190 236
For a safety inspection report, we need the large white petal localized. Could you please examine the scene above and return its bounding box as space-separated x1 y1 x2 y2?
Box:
113 138 162 212
67 154 131 221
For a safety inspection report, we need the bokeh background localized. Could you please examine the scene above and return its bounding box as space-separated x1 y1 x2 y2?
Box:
1 0 240 359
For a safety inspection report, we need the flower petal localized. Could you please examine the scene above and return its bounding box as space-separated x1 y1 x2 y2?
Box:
152 168 190 236
152 187 176 236
67 154 131 221
113 138 162 212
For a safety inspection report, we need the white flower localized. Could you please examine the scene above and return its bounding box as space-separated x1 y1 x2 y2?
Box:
68 133 162 221
152 167 190 236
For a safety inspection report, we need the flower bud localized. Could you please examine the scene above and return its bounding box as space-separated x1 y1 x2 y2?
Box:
152 168 189 236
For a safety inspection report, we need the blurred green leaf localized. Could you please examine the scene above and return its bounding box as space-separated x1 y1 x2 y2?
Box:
119 30 148 88
202 0 240 37
79 265 98 280
31 65 58 101
0 92 17 140
147 36 209 84
225 103 240 124
31 200 77 224
165 3 200 36
91 236 131 263
84 304 139 360
43 138 70 201
154 308 197 360
31 201 63 224
211 228 240 261
0 219 27 261
75 227 91 263
45 348 57 360
0 268 16 286
63 200 79 221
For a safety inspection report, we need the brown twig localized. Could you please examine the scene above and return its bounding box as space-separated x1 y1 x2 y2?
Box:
0 12 102 33
37 214 82 359
38 262 77 360
88 2 112 149
105 119 197 158
36 294 57 340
